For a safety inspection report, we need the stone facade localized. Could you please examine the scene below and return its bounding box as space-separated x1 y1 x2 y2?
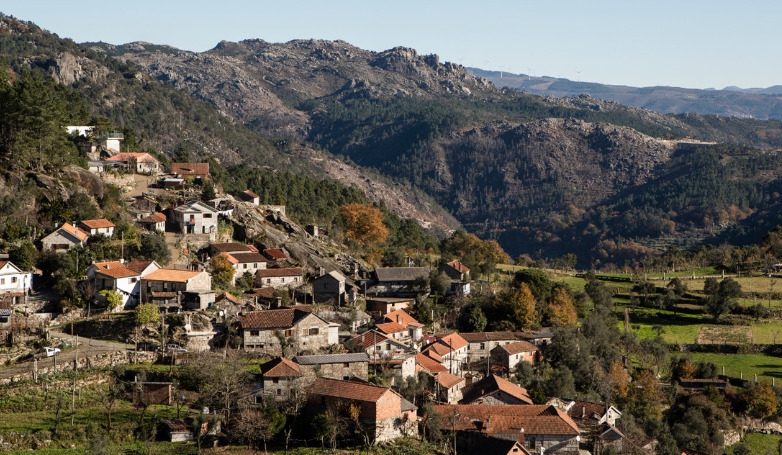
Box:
241 310 332 356
140 269 212 303
295 353 370 382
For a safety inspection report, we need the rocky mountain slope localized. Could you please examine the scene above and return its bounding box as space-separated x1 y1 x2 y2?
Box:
473 68 782 121
7 14 782 264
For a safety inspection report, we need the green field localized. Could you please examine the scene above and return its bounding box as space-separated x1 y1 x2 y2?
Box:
730 432 782 454
689 352 782 382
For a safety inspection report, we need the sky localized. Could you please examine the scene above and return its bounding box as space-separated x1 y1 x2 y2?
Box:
2 0 780 90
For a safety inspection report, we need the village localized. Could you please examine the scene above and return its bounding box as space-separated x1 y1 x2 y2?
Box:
0 126 637 455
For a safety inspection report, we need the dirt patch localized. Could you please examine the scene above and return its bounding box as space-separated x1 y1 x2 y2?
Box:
696 326 753 345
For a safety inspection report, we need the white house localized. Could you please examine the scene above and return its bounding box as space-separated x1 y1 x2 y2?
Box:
0 261 33 301
87 261 141 309
217 252 268 285
254 267 303 289
105 152 161 175
172 201 218 237
78 219 115 238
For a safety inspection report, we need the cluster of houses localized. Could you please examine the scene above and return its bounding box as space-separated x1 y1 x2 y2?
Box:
234 260 625 453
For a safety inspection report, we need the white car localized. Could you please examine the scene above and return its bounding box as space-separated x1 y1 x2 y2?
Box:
44 347 61 357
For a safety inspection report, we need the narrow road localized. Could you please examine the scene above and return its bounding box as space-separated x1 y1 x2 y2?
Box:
0 330 133 380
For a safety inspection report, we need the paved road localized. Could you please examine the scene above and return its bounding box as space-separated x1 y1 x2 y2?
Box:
0 331 133 380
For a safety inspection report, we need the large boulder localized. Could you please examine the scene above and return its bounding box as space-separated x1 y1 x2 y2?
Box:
60 165 103 199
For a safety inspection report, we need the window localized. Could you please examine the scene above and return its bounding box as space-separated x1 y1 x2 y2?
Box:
130 278 137 283
343 376 350 380
480 343 485 350
528 438 536 449
255 396 263 404
277 388 281 395
343 363 350 368
243 264 247 269
11 277 16 283
0 279 4 285
267 279 271 284
308 328 319 335
250 330 259 337
272 378 279 384
285 329 294 337
204 214 212 218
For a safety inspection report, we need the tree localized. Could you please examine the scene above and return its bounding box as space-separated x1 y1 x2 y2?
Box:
139 232 171 265
507 283 537 330
174 145 191 163
201 179 216 201
547 286 577 327
607 360 630 407
338 203 389 248
748 382 778 419
546 364 576 398
99 289 123 317
430 271 451 297
233 406 286 453
186 352 251 432
134 303 160 326
9 241 38 272
67 191 99 222
704 278 742 320
211 254 235 288
460 303 487 332
513 268 552 302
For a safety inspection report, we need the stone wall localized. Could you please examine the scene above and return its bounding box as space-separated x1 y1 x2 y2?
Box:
0 350 158 385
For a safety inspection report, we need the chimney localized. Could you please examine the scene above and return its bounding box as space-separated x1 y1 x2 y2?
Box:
319 267 325 277
274 297 282 309
582 406 586 420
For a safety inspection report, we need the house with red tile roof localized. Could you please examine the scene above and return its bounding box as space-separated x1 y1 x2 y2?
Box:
78 219 116 238
421 332 469 376
383 310 424 343
140 269 213 310
240 308 336 356
170 162 209 180
216 252 268 285
351 330 413 361
491 341 541 373
238 189 260 205
125 260 161 276
365 297 412 315
460 374 533 405
87 261 142 309
439 260 471 295
41 223 89 252
138 212 166 232
432 404 581 454
105 152 160 175
431 371 466 404
306 377 418 442
254 267 303 289
262 248 287 261
254 357 304 402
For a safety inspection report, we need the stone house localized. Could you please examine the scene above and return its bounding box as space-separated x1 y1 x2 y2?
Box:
78 219 115 238
209 242 256 256
170 162 209 180
294 353 370 382
217 252 267 285
351 330 413 362
40 222 89 252
461 332 531 362
433 404 581 455
370 267 430 297
87 261 142 309
140 269 212 307
105 152 161 175
240 308 335 356
138 212 166 232
254 267 303 289
0 261 32 297
439 260 471 295
238 190 260 205
431 372 465 404
171 201 218 236
374 321 409 343
255 357 304 402
490 341 541 373
365 297 412 316
312 270 347 304
306 377 418 443
261 248 288 262
459 374 534 405
383 310 424 342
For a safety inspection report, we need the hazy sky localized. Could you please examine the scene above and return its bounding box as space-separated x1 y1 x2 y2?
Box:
3 0 780 90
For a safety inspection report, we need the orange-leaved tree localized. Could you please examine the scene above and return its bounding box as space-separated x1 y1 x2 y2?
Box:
338 203 389 248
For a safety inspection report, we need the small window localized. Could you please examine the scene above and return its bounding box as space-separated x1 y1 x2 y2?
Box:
277 388 281 395
267 279 271 284
204 214 212 218
285 329 294 337
308 328 319 335
255 395 263 404
272 378 279 384
343 363 350 368
130 278 138 283
343 376 350 380
528 437 536 449
250 330 259 337
0 278 4 285
243 264 247 269
11 277 16 283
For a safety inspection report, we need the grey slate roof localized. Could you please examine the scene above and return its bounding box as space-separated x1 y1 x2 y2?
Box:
294 353 370 365
374 267 429 282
